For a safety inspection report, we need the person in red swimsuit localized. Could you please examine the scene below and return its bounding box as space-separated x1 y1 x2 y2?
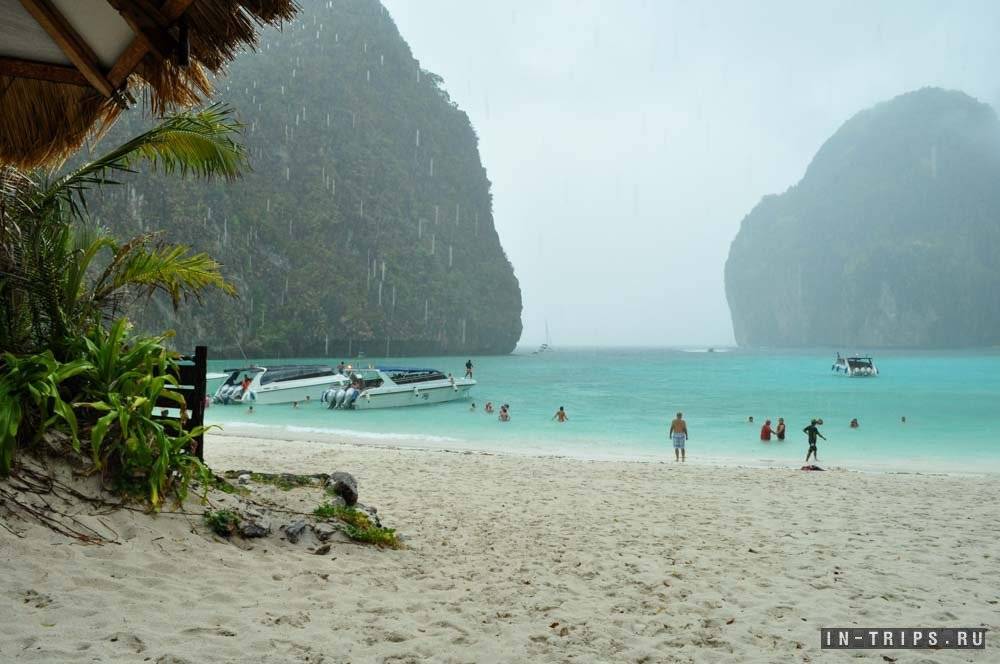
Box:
760 419 774 441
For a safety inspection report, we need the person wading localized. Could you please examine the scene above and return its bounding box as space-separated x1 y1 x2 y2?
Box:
669 412 688 462
803 419 826 463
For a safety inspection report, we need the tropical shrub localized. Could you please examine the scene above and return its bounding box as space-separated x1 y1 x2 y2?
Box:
0 351 89 474
0 105 242 358
74 319 211 506
0 106 243 506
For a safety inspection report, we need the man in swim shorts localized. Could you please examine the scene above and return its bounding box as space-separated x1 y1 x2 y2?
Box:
669 412 688 462
803 419 825 462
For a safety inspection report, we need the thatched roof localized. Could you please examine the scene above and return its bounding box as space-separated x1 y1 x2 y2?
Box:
0 0 298 169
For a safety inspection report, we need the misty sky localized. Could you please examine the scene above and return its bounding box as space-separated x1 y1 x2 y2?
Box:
382 0 1000 347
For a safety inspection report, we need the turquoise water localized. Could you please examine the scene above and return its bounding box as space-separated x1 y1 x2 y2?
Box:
206 348 1000 473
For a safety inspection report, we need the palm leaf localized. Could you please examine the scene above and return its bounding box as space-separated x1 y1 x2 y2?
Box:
34 104 247 221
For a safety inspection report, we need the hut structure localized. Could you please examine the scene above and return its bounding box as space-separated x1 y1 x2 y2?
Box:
0 0 297 169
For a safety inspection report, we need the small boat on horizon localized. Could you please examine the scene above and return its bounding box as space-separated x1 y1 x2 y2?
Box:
323 366 474 410
832 354 879 377
532 321 554 355
213 365 349 405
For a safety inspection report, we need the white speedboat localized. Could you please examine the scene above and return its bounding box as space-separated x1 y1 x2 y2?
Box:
213 365 349 405
324 366 474 410
831 354 879 377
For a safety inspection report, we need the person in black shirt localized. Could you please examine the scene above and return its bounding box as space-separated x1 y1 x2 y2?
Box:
465 359 474 378
803 419 825 462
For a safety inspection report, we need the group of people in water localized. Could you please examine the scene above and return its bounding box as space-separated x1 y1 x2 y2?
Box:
666 413 910 464
468 401 569 424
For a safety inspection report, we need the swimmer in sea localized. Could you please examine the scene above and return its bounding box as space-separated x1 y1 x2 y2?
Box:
552 406 568 422
775 417 786 440
485 401 494 414
470 402 476 412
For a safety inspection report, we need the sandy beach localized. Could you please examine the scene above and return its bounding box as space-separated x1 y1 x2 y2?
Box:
2 432 997 663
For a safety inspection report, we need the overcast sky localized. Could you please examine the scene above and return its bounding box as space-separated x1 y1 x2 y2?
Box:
382 0 1000 347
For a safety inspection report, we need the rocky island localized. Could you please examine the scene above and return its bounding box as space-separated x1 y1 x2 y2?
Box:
83 0 522 357
725 87 1000 348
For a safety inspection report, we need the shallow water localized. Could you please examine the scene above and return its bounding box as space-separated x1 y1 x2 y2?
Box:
206 347 1000 473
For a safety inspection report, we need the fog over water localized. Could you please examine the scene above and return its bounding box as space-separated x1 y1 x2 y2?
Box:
382 0 1000 347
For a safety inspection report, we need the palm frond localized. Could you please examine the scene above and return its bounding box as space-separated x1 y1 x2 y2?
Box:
34 104 247 220
91 234 237 312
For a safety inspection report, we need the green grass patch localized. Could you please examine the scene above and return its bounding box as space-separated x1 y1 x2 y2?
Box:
343 523 401 548
313 503 401 548
203 508 239 537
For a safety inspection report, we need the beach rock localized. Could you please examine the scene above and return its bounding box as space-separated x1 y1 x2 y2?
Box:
283 520 309 544
238 515 271 538
313 543 332 556
313 522 339 541
237 474 251 485
326 472 358 506
320 494 347 510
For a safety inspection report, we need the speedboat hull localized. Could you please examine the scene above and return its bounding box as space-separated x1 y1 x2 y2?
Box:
353 381 475 409
251 377 348 404
213 365 349 405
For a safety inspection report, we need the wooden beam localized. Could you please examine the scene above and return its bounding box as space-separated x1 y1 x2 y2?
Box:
107 0 197 87
105 0 179 61
0 56 90 87
17 0 116 97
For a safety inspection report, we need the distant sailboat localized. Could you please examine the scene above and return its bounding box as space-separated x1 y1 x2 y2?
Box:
533 321 553 355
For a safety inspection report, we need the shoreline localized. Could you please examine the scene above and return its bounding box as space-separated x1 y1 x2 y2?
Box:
207 423 1000 478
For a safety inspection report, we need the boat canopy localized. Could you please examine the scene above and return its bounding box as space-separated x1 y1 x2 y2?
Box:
260 365 337 385
376 366 439 373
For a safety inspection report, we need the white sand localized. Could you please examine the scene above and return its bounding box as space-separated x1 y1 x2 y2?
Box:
1 433 997 663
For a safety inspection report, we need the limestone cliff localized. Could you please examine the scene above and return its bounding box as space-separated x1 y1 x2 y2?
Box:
725 88 1000 347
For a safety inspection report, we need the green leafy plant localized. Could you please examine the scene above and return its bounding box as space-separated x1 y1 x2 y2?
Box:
0 351 90 474
74 319 211 507
0 105 243 358
0 106 243 507
203 509 239 537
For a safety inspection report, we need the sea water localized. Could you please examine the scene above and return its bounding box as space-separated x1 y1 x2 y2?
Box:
206 347 1000 474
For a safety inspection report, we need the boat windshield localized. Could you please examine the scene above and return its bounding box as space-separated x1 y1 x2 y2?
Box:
382 368 447 385
846 357 874 369
353 370 384 389
222 367 263 385
260 365 335 385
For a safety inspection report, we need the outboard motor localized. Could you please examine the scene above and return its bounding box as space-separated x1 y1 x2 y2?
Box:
321 387 336 405
334 388 347 408
344 387 359 408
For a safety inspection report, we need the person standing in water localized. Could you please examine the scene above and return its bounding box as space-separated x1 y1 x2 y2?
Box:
669 412 688 462
760 419 773 441
775 417 786 440
803 419 825 463
465 359 474 378
552 406 568 422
